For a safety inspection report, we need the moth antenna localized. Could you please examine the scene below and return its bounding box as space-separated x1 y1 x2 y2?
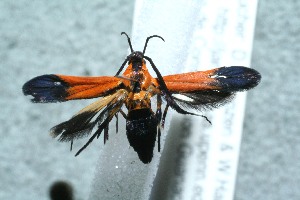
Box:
121 32 134 53
143 35 165 54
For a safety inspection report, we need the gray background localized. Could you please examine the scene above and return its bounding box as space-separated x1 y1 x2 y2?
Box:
0 0 299 200
235 1 300 199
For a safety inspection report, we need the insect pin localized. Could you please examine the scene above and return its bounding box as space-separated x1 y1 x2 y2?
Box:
23 32 261 163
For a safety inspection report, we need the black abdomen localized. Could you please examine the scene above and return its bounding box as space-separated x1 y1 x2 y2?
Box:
126 108 157 163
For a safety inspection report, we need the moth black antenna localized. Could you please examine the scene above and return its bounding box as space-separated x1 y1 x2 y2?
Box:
143 35 165 55
121 32 134 53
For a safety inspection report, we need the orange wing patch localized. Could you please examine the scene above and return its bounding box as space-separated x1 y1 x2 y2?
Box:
162 69 220 92
57 75 123 100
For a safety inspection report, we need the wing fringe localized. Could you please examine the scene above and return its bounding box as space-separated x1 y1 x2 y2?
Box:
50 89 128 154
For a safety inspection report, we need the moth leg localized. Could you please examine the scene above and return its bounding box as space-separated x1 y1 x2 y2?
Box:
114 114 118 133
75 105 119 156
144 56 211 124
119 109 127 119
104 124 109 144
70 140 73 151
72 89 128 156
114 109 127 134
156 94 162 152
143 56 191 114
75 131 99 156
161 104 169 128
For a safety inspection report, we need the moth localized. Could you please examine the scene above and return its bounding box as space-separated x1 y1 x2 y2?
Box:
23 32 261 163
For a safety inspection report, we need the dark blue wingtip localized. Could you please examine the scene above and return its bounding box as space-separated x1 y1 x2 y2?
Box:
214 66 261 92
22 74 69 103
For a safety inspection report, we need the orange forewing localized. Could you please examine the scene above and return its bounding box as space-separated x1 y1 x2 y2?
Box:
57 75 122 100
162 68 220 92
